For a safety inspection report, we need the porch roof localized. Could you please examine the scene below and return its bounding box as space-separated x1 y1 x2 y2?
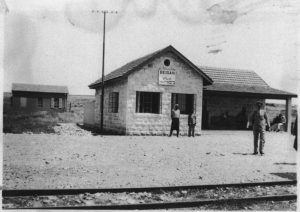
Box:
200 66 297 99
12 83 68 94
203 83 297 99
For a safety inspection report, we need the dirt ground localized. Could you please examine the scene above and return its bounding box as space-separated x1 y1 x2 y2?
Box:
3 128 297 189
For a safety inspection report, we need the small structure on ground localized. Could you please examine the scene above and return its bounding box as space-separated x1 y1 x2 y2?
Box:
11 83 68 112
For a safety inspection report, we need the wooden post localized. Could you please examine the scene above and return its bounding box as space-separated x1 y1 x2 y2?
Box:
285 98 292 133
100 12 106 134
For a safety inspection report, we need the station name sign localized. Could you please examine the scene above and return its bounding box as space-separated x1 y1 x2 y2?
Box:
158 68 176 85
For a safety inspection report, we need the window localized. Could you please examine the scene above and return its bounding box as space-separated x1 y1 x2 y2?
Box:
136 92 161 114
54 98 59 108
20 97 27 107
37 97 43 107
51 98 60 108
164 59 170 66
109 92 119 113
171 93 195 114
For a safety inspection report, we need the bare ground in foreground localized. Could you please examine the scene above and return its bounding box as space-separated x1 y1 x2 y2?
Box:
3 129 297 189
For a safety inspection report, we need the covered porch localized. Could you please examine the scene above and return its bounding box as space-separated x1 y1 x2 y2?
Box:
202 84 297 132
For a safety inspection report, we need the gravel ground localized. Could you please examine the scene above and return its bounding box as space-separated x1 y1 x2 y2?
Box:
3 126 297 189
53 123 92 136
184 200 297 211
2 185 296 209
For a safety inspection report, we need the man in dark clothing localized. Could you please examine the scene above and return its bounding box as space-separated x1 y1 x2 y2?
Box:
188 110 196 137
248 101 270 155
293 116 297 150
169 104 180 137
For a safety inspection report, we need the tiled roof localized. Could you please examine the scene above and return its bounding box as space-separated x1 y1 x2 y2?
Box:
89 49 161 87
89 45 213 88
200 66 296 98
199 66 269 87
12 83 68 94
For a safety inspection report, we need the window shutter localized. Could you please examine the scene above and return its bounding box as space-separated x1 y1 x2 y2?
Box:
116 93 119 113
59 98 63 108
51 98 54 108
20 97 27 107
194 94 197 113
136 92 140 113
108 93 111 113
159 93 162 114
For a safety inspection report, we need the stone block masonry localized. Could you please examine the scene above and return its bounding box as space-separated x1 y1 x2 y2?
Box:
95 52 203 135
94 51 205 135
94 79 128 134
126 52 203 135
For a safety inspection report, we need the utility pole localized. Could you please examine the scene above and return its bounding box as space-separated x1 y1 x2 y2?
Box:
92 10 118 134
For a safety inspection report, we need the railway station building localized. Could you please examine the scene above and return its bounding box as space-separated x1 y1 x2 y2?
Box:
87 45 297 135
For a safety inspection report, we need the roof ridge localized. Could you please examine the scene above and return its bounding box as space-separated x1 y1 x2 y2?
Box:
12 83 68 88
89 45 213 88
198 65 255 73
12 83 69 93
199 65 269 87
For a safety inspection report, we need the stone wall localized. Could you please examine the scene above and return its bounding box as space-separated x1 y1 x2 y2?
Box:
94 79 127 134
83 100 95 125
126 52 204 135
204 95 265 129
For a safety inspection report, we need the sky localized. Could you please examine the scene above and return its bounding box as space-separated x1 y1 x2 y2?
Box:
1 0 299 101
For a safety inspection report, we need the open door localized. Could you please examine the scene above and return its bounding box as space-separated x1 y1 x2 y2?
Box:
202 99 209 129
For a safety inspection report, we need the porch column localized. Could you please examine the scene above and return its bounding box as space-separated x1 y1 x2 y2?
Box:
207 112 211 129
285 97 292 133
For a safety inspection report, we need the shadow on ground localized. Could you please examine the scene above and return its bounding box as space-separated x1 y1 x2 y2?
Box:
232 152 253 156
76 123 123 136
270 172 296 180
273 162 296 166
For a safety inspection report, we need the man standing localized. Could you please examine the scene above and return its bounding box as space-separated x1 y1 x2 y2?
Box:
248 101 270 155
293 116 297 150
188 110 196 137
169 104 180 137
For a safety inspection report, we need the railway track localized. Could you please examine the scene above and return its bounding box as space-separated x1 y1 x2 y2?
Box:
2 180 297 210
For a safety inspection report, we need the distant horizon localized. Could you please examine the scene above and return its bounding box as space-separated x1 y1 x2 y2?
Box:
2 91 297 106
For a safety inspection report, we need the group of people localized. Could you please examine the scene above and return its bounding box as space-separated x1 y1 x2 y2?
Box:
169 101 297 155
270 113 286 132
248 101 297 154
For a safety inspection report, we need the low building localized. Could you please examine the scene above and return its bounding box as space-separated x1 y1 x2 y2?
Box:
11 83 68 112
88 45 297 135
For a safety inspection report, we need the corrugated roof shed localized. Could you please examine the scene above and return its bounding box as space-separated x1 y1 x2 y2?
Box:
200 66 296 98
89 45 213 88
12 83 68 94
